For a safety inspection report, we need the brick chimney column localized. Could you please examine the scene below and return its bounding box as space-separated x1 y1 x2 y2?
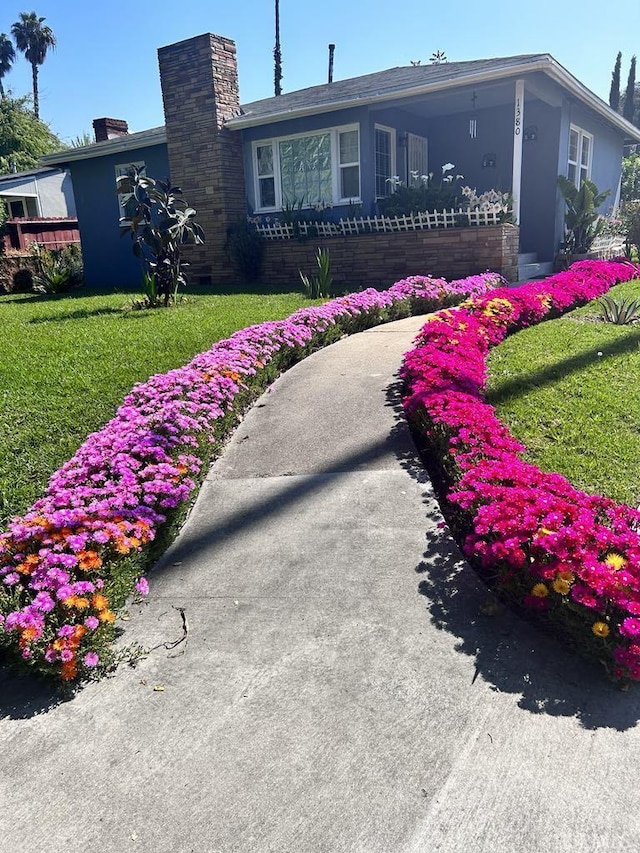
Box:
158 33 246 284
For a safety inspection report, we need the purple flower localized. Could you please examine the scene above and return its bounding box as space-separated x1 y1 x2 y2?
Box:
83 652 99 668
84 616 99 630
135 577 149 595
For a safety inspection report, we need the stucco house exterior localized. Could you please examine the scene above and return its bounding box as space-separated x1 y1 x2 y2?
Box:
40 33 640 288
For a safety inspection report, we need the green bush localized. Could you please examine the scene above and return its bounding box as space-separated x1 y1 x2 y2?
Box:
225 219 264 281
32 243 83 294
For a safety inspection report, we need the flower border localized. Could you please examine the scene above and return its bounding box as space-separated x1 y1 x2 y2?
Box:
401 259 640 682
0 271 503 682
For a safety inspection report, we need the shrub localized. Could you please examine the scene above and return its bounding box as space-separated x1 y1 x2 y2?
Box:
11 266 33 292
32 243 84 294
225 219 264 281
117 166 205 307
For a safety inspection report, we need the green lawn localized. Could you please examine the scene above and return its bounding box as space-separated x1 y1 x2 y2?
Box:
486 278 640 506
0 284 319 526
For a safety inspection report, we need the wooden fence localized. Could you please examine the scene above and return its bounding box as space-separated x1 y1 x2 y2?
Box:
2 217 80 252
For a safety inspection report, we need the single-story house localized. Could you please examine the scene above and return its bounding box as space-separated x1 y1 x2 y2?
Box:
40 33 640 288
0 165 76 219
0 166 79 252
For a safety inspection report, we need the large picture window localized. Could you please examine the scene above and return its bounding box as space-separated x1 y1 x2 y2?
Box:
252 125 360 211
567 125 592 188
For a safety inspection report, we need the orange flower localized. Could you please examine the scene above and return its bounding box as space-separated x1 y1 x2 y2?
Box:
91 593 109 611
77 550 103 571
98 609 116 624
53 638 66 651
60 661 77 681
73 624 88 639
20 626 39 645
73 597 90 611
129 537 141 549
592 622 610 638
114 541 130 555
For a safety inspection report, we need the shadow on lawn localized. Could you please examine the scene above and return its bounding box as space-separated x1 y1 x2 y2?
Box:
488 329 640 406
28 307 125 324
385 377 640 732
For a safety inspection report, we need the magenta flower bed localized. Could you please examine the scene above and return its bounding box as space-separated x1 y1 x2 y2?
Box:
0 271 502 682
401 259 640 682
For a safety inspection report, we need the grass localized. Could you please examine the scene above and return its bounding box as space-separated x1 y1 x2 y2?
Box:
0 283 320 526
486 278 640 506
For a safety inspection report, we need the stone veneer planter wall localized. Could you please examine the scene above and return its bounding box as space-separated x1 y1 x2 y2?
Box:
260 224 519 287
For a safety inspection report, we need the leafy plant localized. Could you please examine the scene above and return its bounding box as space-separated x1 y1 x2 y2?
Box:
31 243 83 294
299 247 332 298
378 164 465 216
557 175 611 254
598 293 640 324
622 153 640 202
225 218 264 281
116 166 205 307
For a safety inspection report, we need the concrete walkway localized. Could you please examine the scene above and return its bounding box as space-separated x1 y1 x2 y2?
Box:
2 316 640 853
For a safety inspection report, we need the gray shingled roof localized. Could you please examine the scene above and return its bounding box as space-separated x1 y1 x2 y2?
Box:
231 54 551 124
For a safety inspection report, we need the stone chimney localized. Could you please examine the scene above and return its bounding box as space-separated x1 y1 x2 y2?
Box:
158 33 246 284
93 117 129 143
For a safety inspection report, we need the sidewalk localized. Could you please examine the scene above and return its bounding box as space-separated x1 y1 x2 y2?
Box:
1 316 640 853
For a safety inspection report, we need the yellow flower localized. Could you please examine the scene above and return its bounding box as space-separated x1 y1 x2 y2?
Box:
592 621 610 638
557 569 575 582
531 583 549 598
604 552 628 571
552 578 571 595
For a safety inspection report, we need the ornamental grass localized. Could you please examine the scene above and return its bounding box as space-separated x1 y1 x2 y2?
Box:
0 271 501 683
401 259 640 683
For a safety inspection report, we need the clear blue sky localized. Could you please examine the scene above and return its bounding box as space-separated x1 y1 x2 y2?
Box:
2 0 639 143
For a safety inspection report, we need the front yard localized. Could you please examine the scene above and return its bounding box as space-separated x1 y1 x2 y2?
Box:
0 285 320 526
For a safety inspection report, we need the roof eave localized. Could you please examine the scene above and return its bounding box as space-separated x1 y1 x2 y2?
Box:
544 58 640 142
39 127 168 166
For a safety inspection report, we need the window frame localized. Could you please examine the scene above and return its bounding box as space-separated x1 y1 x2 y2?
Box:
251 123 361 212
567 125 593 188
374 124 396 199
115 161 146 223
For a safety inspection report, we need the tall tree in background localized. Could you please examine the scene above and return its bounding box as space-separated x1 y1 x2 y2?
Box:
11 11 56 119
0 94 63 172
0 35 15 98
609 51 621 110
274 0 282 96
623 56 637 122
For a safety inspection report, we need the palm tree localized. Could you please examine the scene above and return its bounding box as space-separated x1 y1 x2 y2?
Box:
11 12 56 119
0 34 15 98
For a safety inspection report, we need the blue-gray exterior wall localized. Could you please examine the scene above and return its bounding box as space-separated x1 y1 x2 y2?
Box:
240 97 567 260
69 143 169 288
555 100 624 253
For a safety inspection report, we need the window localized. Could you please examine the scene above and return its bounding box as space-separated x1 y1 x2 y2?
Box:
375 126 395 198
407 134 428 184
252 124 360 211
567 126 592 187
115 161 145 222
9 199 25 219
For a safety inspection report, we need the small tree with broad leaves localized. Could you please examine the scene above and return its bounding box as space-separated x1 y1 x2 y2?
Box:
116 166 205 306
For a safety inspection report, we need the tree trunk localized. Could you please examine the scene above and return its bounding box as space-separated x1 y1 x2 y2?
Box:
32 62 39 119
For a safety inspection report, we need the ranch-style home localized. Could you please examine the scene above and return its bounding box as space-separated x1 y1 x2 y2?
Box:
40 33 640 288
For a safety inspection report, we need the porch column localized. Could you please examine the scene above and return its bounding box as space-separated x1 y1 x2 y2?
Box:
511 79 524 225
